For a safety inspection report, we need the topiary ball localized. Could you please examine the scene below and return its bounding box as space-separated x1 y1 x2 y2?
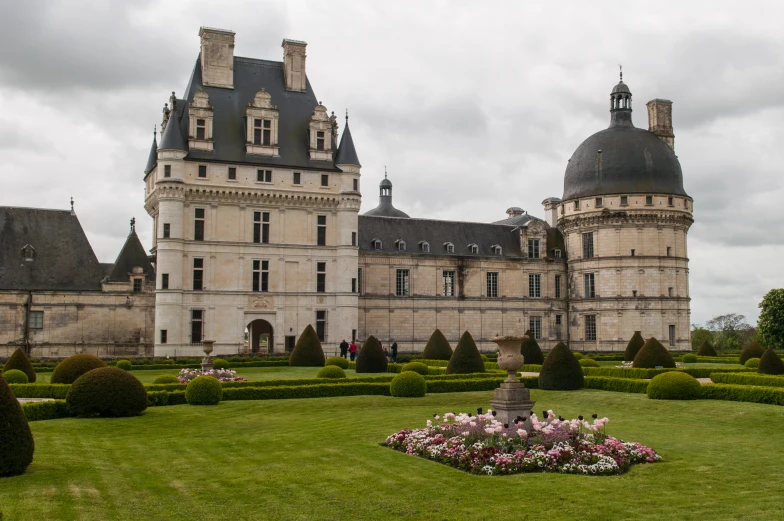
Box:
317 365 347 379
115 359 132 371
51 354 107 384
422 329 453 360
212 358 229 370
185 376 223 405
633 337 676 368
572 352 584 360
697 341 717 357
744 357 761 369
289 325 326 367
624 331 646 362
682 354 698 364
739 341 766 365
578 358 600 368
401 362 430 375
538 342 584 390
356 336 389 373
2 348 36 383
647 372 701 400
520 331 545 365
152 374 181 385
66 367 148 417
758 349 784 375
2 369 29 384
390 371 427 398
325 356 349 369
446 331 485 374
0 372 34 476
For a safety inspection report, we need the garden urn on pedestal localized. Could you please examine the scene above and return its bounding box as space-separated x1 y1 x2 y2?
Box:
201 340 215 371
489 336 536 431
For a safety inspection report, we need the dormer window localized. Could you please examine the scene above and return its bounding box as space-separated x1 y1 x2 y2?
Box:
309 103 334 160
316 131 325 151
553 249 562 258
469 243 479 254
372 239 383 250
444 242 454 254
254 119 272 146
21 244 35 262
246 89 280 157
196 119 206 140
420 241 430 253
396 240 406 251
188 89 213 151
492 244 502 255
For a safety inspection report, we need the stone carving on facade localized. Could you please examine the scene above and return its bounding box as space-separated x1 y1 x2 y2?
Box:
250 296 272 310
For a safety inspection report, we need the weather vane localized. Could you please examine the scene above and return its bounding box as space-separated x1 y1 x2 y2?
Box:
619 64 623 82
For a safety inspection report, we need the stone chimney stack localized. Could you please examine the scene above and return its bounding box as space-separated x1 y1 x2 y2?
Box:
541 198 561 227
282 39 308 92
646 99 674 150
199 27 235 89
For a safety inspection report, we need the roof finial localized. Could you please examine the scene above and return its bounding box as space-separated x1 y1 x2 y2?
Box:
154 124 156 136
70 196 75 216
345 108 349 121
619 64 623 83
384 166 387 179
130 217 136 233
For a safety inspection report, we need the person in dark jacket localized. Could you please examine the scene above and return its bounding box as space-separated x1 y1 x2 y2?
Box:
390 339 398 363
339 339 349 359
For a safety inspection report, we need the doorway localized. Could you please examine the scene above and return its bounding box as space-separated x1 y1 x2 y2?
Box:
246 319 274 354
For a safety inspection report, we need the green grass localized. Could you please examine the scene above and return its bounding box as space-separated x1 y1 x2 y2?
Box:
2 391 784 520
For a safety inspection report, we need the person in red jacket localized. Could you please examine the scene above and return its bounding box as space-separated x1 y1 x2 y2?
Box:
349 340 358 361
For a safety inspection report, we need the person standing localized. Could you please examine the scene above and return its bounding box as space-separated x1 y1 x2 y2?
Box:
339 339 349 359
390 339 398 363
349 340 358 362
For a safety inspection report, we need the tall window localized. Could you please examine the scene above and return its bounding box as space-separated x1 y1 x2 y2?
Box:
160 329 168 344
161 273 169 290
357 268 362 295
196 118 206 140
667 196 674 206
396 269 410 296
529 317 542 339
163 223 170 239
351 278 357 293
353 179 358 191
528 274 541 298
164 165 171 178
646 195 653 205
198 165 207 178
317 262 326 292
666 246 672 257
669 325 676 346
555 315 562 340
293 172 301 185
29 311 43 329
486 272 499 298
582 232 594 258
194 208 205 241
191 310 203 344
253 212 270 244
528 239 540 259
443 270 455 297
554 274 562 299
316 311 327 341
668 287 674 297
317 215 327 246
585 315 597 341
254 119 271 145
228 167 236 180
351 232 356 246
257 169 272 183
316 131 325 151
133 279 142 293
252 260 269 292
193 258 204 291
583 272 595 298
321 174 329 187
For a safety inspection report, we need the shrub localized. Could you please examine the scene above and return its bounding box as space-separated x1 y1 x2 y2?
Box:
681 354 698 364
185 376 223 405
317 366 347 379
289 325 326 367
711 372 784 387
744 357 761 369
739 341 766 365
2 369 28 384
212 358 229 370
572 352 584 361
422 329 453 361
624 331 646 362
647 372 701 400
66 367 148 417
115 359 132 371
578 358 600 368
51 354 107 384
584 376 649 394
356 336 388 373
538 342 584 390
700 383 784 406
697 341 717 357
520 331 544 365
446 331 485 375
401 362 430 375
152 374 181 385
3 348 36 383
758 349 784 375
390 371 427 397
22 400 72 422
632 337 676 368
0 371 34 476
325 356 349 369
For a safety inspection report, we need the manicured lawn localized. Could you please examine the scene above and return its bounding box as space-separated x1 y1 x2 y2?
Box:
2 390 784 520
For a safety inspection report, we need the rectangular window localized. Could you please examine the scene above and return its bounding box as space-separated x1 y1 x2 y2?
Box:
582 232 594 258
646 195 653 205
631 249 636 256
358 268 363 295
555 274 562 299
321 174 329 187
293 172 301 185
164 165 171 178
553 249 562 258
196 118 206 140
251 260 269 292
669 325 676 346
353 179 358 191
29 311 43 329
555 315 562 340
254 119 272 145
257 169 272 183
574 200 580 211
443 270 455 297
527 239 540 259
317 262 326 293
160 329 168 344
668 287 674 297
253 212 270 244
595 197 603 208
668 196 674 206
620 195 628 206
316 310 327 341
584 273 595 298
161 273 169 290
198 165 207 178
228 167 236 180
162 223 170 239
396 269 410 296
585 315 597 341
667 246 672 257
351 278 357 293
316 131 325 151
351 232 357 246
194 208 205 241
193 258 204 291
486 272 499 298
191 310 203 344
317 215 327 246
133 279 142 293
529 317 542 340
528 273 541 298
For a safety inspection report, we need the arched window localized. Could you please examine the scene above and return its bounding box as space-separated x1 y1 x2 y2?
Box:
396 240 406 251
371 239 382 250
491 244 502 255
419 241 430 253
468 243 479 254
444 242 454 254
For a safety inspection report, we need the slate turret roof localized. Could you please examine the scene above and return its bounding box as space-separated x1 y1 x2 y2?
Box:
108 223 155 282
335 118 360 167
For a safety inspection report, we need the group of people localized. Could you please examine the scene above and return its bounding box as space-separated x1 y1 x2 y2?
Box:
338 338 398 363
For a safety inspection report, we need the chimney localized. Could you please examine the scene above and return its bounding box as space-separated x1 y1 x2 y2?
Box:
199 27 235 89
506 207 524 218
541 198 561 227
646 99 674 150
282 39 308 92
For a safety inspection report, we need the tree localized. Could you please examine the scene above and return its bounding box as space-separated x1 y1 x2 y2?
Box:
690 326 714 352
705 313 752 351
758 289 784 350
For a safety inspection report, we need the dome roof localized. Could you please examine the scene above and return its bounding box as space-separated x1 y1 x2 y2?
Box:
611 81 631 94
379 178 392 188
364 202 410 218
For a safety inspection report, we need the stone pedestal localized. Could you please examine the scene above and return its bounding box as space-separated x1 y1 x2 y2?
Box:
201 356 213 372
490 381 536 431
201 339 215 371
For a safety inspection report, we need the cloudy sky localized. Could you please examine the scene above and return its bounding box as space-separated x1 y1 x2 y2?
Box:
1 0 782 326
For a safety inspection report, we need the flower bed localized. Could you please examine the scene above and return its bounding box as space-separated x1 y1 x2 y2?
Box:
177 368 247 383
384 410 660 476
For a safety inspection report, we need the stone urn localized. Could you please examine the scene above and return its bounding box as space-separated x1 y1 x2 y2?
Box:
492 335 526 383
488 335 535 430
201 340 215 371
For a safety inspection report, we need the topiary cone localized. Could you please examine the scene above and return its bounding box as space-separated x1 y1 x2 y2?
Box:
623 331 645 362
422 329 453 360
446 331 485 374
356 335 388 373
289 325 326 367
538 342 584 390
3 348 36 384
632 337 676 368
520 330 544 365
739 341 766 365
0 370 34 476
697 340 717 357
758 349 784 375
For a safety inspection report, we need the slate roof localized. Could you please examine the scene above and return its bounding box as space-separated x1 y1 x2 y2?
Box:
335 119 360 166
108 229 155 282
144 132 158 173
492 211 545 227
0 207 105 291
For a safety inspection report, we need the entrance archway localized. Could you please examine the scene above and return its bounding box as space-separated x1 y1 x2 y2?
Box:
246 319 274 354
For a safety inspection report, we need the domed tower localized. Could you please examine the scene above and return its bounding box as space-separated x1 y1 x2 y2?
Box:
558 73 693 352
364 173 410 218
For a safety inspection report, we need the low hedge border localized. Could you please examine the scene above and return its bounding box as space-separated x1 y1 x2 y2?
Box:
31 360 291 373
9 384 70 399
584 376 649 393
582 367 753 379
21 400 71 421
710 372 784 388
700 384 784 406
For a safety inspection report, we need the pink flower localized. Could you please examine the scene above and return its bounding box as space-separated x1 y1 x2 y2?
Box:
517 429 528 437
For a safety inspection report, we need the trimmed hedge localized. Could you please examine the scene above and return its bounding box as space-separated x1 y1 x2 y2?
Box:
289 325 326 367
578 358 600 368
710 372 784 388
148 390 187 407
325 356 350 369
356 335 388 373
681 354 698 364
740 341 766 365
115 359 132 371
2 369 29 384
744 358 761 369
520 331 544 365
390 371 427 397
422 329 453 360
697 341 717 357
583 376 649 394
3 348 36 383
316 366 347 379
759 349 784 375
9 384 70 399
21 400 71 422
700 383 784 406
647 372 701 400
446 331 485 375
624 331 646 362
401 362 430 375
152 374 181 384
0 370 35 476
583 366 753 379
185 376 223 405
539 342 583 390
51 354 107 384
66 367 148 417
633 337 676 368
212 358 229 370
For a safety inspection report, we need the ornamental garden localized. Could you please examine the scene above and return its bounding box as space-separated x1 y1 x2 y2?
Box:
2 328 784 520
